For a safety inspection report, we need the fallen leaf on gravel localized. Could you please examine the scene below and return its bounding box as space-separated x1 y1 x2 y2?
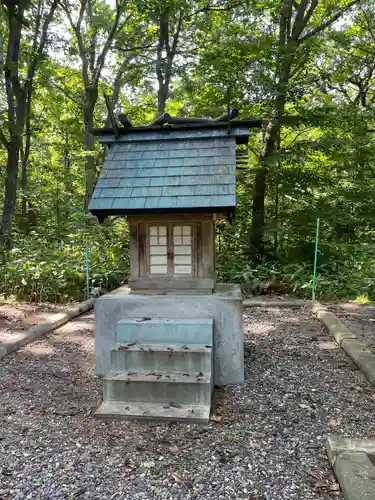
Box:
159 439 173 446
141 460 155 469
159 439 179 453
328 418 341 426
163 401 182 408
73 487 87 498
211 415 223 422
172 473 192 488
299 403 313 410
329 484 340 492
314 479 329 488
308 470 339 493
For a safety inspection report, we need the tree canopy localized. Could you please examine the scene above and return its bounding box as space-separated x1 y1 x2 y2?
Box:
1 0 375 302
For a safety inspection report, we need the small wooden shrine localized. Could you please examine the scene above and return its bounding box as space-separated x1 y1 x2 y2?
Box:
89 113 259 422
89 114 258 293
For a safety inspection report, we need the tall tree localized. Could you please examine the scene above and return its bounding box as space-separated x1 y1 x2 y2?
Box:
0 0 59 247
155 4 183 115
250 0 361 258
63 0 129 208
153 0 242 115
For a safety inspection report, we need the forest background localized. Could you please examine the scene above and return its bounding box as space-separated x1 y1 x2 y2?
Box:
0 0 374 303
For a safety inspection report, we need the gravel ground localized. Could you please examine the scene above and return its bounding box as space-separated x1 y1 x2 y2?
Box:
1 307 375 500
328 303 375 353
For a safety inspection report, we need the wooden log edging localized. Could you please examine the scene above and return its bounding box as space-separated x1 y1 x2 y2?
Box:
0 298 96 359
312 301 375 388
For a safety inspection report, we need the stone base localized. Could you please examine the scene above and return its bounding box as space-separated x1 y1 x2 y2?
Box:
95 401 211 423
94 283 244 385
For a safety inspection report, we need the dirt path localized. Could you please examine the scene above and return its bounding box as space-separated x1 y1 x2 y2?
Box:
1 307 375 499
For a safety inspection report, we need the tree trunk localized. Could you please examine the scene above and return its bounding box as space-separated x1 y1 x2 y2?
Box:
251 165 267 257
250 25 294 258
83 87 97 209
155 9 181 116
273 167 279 256
21 85 32 220
157 82 169 115
1 3 23 248
1 0 57 244
250 120 279 257
1 137 20 247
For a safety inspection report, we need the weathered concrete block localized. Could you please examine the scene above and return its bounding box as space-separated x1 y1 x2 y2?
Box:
116 317 213 345
327 436 375 500
335 453 375 500
95 283 244 385
110 343 212 373
314 308 357 345
95 401 211 423
327 436 375 461
340 339 375 386
103 371 212 405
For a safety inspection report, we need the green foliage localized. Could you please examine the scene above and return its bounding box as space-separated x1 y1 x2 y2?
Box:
217 245 375 301
0 218 129 302
1 0 375 303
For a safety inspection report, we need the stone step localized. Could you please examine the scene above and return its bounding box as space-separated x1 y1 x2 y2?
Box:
110 343 213 373
94 401 211 423
116 317 213 345
103 371 212 406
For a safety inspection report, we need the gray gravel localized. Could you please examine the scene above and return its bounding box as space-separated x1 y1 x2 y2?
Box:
1 307 375 500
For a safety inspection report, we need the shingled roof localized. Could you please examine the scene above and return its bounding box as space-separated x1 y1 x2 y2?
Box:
88 125 250 218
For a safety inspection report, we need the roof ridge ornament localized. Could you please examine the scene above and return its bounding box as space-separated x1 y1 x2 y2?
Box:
148 109 240 128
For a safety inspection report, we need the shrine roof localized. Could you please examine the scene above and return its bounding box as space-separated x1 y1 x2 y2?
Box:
88 124 251 218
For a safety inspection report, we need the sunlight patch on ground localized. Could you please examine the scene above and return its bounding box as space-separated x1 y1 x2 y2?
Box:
25 344 55 355
0 332 25 343
317 341 338 350
56 321 94 335
39 312 64 322
245 321 275 336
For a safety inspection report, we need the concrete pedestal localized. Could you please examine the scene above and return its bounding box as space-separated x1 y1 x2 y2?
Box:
95 283 244 385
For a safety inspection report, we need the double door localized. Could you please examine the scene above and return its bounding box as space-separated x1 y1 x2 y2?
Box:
148 224 193 277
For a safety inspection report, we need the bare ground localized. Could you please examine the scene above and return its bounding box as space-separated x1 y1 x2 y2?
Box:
0 301 66 344
1 307 375 500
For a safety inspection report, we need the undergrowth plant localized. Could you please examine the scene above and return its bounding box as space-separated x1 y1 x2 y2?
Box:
1 216 129 302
